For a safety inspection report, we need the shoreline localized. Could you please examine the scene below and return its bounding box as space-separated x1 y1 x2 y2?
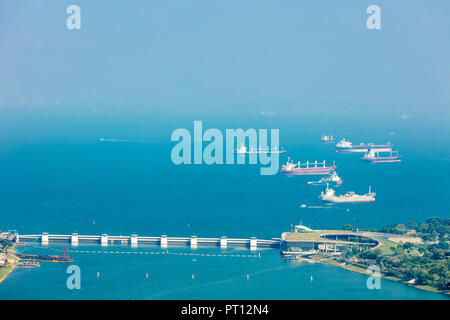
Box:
0 247 17 285
309 255 449 296
0 263 16 284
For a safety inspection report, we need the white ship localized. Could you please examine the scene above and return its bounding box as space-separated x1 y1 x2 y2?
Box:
319 184 375 203
335 139 392 153
320 134 334 143
361 149 402 163
235 144 286 154
281 158 336 175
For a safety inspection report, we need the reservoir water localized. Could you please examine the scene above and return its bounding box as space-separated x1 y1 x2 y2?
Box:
0 110 448 299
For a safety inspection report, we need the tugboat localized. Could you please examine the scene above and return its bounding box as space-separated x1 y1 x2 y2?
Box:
319 184 375 203
320 134 335 143
308 172 343 186
235 144 286 154
335 139 393 153
281 158 336 175
361 149 402 163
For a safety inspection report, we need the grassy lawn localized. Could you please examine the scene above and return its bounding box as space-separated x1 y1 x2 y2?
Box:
374 237 398 256
285 230 358 241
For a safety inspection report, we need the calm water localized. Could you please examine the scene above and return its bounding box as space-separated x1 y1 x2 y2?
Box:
0 111 449 299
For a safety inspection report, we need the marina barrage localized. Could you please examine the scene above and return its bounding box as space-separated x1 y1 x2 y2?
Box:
171 121 280 175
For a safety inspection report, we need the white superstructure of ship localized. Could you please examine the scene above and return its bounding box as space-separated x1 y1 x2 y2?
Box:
319 184 375 203
308 172 343 186
235 144 286 154
335 139 393 153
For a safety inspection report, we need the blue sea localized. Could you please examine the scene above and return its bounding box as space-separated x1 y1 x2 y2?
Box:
0 108 449 299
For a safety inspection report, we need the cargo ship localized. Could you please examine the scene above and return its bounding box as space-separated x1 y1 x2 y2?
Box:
235 144 286 154
335 139 393 153
319 184 375 203
281 158 336 175
320 135 335 143
16 253 73 263
308 172 343 186
361 149 402 163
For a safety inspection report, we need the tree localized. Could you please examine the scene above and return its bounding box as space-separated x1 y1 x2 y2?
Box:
402 242 414 251
406 220 417 229
426 217 442 226
0 239 13 248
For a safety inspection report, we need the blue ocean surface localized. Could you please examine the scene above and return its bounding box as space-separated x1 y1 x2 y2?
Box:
0 110 449 299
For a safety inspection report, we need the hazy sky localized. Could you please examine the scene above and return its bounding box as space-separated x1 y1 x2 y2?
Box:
0 0 449 114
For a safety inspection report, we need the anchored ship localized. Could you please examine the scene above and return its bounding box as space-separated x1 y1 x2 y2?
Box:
319 184 375 203
361 149 402 163
320 134 335 143
16 253 73 263
308 172 343 186
281 158 336 175
235 144 286 154
335 139 393 153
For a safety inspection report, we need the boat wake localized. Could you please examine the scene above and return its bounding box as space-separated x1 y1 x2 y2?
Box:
300 204 351 210
299 204 333 209
99 138 132 142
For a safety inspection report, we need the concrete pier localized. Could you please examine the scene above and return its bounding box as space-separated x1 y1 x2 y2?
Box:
250 237 257 250
41 232 49 244
101 234 108 246
190 236 198 248
220 236 227 248
160 235 168 248
131 234 138 247
71 233 79 246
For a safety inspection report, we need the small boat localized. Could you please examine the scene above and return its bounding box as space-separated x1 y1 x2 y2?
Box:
18 261 40 268
308 172 343 186
320 135 335 143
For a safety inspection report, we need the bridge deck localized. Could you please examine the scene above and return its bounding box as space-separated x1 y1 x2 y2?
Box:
17 233 281 248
